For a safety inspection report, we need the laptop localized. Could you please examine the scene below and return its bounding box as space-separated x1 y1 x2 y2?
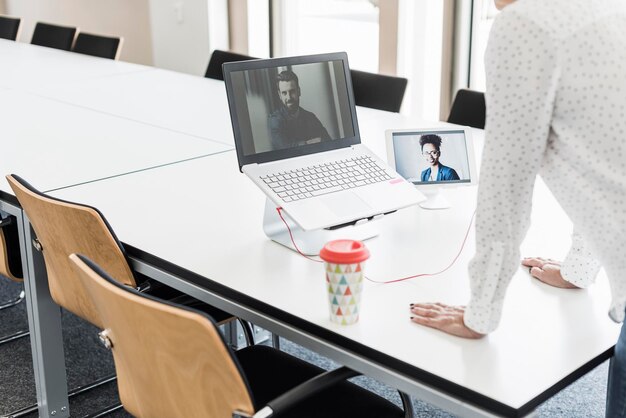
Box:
223 52 424 231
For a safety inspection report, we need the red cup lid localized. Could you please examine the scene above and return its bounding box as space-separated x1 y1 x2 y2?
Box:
319 240 370 264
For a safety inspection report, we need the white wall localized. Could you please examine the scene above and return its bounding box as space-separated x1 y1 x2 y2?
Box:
148 0 228 75
5 0 154 65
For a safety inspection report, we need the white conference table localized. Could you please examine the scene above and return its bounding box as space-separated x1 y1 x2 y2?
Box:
51 146 620 417
1 90 231 195
0 39 153 92
26 66 236 145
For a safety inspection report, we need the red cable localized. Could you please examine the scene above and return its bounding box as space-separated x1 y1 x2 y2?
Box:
276 207 324 263
365 210 476 284
276 206 476 283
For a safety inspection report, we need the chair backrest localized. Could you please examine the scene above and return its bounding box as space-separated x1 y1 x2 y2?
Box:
72 32 122 60
447 89 486 129
205 49 256 81
70 253 255 418
350 69 408 113
31 22 77 51
0 215 23 282
0 15 21 41
6 174 136 328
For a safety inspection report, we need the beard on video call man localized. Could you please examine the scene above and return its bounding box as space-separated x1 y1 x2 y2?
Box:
268 69 331 150
419 134 460 182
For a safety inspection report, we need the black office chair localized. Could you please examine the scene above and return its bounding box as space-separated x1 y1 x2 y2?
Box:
0 213 29 346
72 32 122 60
205 49 256 81
0 15 21 41
31 22 77 51
71 253 415 418
351 69 408 113
447 89 486 129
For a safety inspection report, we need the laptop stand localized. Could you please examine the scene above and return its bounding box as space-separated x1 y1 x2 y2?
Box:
263 199 380 255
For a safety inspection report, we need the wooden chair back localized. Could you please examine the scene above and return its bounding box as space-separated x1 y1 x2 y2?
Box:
0 215 23 282
7 174 136 328
70 253 255 418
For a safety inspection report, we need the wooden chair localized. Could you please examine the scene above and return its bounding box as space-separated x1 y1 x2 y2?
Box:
72 32 123 60
0 213 29 345
31 22 77 51
447 89 486 129
0 15 21 41
71 253 414 418
205 49 256 81
6 174 248 417
351 69 408 113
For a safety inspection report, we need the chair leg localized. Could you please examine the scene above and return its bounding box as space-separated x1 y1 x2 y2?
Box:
5 374 118 418
0 329 29 345
0 288 25 311
399 391 415 418
0 286 29 346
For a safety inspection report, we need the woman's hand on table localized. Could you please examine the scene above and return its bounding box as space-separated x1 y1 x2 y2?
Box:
410 303 485 339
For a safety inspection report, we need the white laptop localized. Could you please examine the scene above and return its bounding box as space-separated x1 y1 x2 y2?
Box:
223 52 423 231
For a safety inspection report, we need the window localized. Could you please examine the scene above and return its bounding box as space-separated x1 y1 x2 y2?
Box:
469 0 499 91
272 0 380 72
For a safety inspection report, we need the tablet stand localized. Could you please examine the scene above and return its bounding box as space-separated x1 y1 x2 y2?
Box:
419 188 450 210
263 199 380 255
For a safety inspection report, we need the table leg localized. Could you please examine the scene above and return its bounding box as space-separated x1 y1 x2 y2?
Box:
20 213 70 418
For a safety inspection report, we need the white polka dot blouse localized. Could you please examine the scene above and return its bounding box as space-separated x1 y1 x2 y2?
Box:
464 0 626 334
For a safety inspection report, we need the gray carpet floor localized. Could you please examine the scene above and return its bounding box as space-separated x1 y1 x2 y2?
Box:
0 277 609 417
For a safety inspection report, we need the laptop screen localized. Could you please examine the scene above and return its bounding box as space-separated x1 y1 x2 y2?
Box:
223 52 361 171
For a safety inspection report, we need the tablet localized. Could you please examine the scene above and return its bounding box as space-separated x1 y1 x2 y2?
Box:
385 127 477 209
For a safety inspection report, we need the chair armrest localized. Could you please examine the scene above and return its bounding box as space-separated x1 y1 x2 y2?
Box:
0 215 15 228
136 280 151 293
259 366 359 417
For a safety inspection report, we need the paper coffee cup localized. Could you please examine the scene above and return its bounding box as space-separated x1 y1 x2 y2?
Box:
319 240 370 325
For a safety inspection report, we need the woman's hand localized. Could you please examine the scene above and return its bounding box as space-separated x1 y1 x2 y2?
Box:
409 303 485 339
522 257 579 289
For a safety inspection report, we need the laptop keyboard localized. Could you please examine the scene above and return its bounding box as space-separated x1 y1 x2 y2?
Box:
261 155 392 202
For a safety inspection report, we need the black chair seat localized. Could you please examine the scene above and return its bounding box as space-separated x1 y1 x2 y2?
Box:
205 49 257 81
31 22 76 51
0 16 21 41
164 293 233 324
236 345 405 418
0 214 23 279
447 89 486 129
72 33 121 60
351 69 408 113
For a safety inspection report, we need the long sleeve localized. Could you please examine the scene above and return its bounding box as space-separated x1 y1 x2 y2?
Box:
561 232 601 288
463 10 562 334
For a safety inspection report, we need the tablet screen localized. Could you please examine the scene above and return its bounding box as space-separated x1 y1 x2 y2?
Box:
391 129 472 185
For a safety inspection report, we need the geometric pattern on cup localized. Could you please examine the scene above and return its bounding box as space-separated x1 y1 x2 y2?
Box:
325 262 365 325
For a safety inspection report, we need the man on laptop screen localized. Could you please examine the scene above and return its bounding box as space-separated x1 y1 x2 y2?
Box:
224 52 423 231
270 69 331 149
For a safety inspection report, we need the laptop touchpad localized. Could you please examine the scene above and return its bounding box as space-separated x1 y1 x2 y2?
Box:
321 192 372 218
